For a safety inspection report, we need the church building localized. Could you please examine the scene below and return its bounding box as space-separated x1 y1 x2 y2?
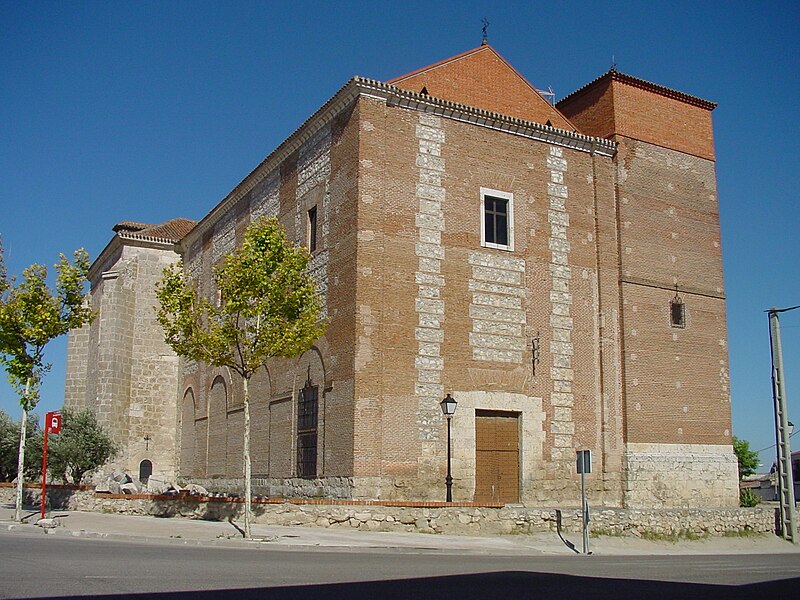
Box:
65 44 737 508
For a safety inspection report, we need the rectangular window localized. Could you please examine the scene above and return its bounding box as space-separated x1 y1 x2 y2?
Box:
297 382 318 478
307 206 318 253
480 188 514 251
670 300 686 328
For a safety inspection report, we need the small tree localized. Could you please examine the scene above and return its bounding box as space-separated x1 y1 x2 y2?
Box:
0 410 42 482
156 217 326 538
732 436 760 480
0 238 93 520
48 407 118 485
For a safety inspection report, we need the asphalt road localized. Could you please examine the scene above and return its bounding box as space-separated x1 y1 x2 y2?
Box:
2 530 798 599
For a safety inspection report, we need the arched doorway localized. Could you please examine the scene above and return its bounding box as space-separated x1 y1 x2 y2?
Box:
139 459 153 484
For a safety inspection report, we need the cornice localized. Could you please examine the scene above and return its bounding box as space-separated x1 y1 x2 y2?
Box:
88 233 179 282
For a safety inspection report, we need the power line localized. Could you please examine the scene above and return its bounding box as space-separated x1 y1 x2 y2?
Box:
755 428 798 454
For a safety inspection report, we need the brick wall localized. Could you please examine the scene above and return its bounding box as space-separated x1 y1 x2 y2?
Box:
390 45 573 130
558 73 716 161
352 94 626 505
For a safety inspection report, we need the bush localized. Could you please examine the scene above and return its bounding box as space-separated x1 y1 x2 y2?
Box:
739 487 761 507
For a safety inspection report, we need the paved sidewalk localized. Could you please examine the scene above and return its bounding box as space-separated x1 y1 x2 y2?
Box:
2 505 798 555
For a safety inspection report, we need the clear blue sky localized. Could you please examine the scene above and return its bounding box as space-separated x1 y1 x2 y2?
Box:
2 1 799 468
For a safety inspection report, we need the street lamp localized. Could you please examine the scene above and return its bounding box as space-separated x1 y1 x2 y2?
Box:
440 393 457 502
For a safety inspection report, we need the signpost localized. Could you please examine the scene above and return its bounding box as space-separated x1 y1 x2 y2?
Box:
576 449 592 555
40 411 61 520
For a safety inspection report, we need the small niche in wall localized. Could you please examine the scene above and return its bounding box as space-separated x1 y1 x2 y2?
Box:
670 287 686 328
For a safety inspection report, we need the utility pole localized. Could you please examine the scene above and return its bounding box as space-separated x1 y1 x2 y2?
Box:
768 306 798 544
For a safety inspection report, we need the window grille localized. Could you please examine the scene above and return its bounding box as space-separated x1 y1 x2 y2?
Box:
297 371 318 478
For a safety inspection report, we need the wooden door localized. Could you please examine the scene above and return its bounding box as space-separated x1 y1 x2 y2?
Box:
475 411 520 503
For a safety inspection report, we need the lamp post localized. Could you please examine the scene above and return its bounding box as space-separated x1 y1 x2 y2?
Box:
440 393 457 502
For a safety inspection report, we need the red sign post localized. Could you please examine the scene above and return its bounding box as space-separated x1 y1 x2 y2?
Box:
40 411 62 520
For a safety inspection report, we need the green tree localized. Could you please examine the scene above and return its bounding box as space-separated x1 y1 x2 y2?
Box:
0 238 93 520
156 217 326 538
48 408 118 485
0 410 42 482
732 436 760 479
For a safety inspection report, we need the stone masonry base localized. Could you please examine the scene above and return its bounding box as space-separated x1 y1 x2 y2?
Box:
1 483 775 537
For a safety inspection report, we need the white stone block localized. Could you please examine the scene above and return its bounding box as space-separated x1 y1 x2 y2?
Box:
548 210 569 226
548 183 568 199
415 298 444 315
469 304 526 324
468 251 526 272
418 228 442 245
416 124 445 143
417 369 441 383
469 332 526 351
472 293 522 310
472 320 523 337
471 266 521 285
415 272 445 287
550 367 574 381
416 154 445 172
419 113 441 128
549 237 570 253
547 156 567 172
473 347 522 363
418 257 441 273
550 392 573 406
418 199 442 216
419 169 441 186
553 354 571 369
415 213 444 230
549 341 574 356
418 342 441 357
549 264 571 280
415 382 444 397
416 327 444 342
418 314 442 329
550 315 573 330
415 242 445 259
418 139 441 156
468 280 525 297
415 355 444 371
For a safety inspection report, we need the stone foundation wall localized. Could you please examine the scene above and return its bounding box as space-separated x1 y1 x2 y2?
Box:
623 443 739 508
1 484 774 537
184 476 356 499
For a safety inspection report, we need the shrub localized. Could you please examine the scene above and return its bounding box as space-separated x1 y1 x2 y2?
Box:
739 487 761 507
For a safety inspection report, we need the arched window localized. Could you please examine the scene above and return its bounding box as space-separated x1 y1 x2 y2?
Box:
139 459 153 484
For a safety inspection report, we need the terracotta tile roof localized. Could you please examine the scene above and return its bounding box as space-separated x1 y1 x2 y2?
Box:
113 218 197 243
558 69 716 111
112 221 153 233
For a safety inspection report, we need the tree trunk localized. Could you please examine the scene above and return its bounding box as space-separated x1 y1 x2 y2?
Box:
243 376 252 539
14 379 31 522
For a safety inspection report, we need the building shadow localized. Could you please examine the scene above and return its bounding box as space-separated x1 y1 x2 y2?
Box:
44 570 800 600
